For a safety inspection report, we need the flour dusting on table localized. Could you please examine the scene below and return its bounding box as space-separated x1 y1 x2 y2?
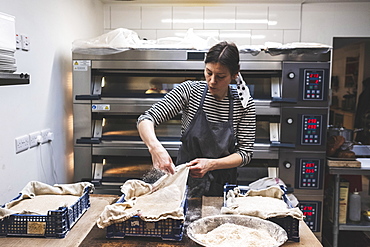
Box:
194 223 279 247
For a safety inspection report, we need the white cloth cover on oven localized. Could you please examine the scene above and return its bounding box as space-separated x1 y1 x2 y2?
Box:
0 181 93 219
72 28 219 55
221 185 304 221
96 163 189 228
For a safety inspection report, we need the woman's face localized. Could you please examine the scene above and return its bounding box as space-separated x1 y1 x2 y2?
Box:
205 62 237 100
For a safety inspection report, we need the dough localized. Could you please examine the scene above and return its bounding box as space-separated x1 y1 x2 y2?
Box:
9 195 80 215
222 194 304 221
194 223 278 247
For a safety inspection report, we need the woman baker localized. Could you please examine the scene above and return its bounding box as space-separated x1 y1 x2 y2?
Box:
137 41 256 197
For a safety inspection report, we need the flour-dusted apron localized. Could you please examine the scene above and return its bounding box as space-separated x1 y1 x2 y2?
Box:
176 85 237 197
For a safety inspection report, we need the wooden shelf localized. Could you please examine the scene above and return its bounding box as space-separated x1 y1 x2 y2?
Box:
0 73 30 86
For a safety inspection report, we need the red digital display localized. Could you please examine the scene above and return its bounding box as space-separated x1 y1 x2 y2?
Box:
305 169 315 173
305 163 315 167
311 80 319 84
307 125 317 129
308 73 321 84
303 206 314 216
307 118 317 123
304 211 313 216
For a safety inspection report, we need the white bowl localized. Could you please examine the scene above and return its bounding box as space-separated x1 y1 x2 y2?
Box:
187 215 288 247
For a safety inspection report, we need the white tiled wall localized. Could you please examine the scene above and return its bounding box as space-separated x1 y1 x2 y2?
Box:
104 3 302 46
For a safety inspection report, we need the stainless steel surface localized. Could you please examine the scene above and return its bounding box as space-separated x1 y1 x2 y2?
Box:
72 49 330 63
352 145 370 157
328 127 355 142
328 166 370 176
73 104 92 142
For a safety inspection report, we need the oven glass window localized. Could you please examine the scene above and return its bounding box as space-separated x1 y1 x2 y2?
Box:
93 72 277 100
232 73 280 100
96 115 182 141
94 73 204 97
93 156 167 183
255 116 280 143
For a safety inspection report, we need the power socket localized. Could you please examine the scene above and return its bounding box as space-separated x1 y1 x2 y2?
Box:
29 131 41 148
21 34 30 51
15 135 30 153
15 33 21 49
40 129 51 144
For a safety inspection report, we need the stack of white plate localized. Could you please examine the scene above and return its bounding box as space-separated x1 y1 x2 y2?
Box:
0 12 16 73
0 48 16 73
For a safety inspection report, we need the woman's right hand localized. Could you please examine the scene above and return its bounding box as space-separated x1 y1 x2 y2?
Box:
149 145 175 175
138 119 175 175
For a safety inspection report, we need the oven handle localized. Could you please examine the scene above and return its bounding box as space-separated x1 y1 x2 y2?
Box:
76 137 101 144
271 97 297 104
270 141 295 148
75 95 101 100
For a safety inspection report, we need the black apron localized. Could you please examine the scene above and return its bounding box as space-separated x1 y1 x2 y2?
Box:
176 85 237 197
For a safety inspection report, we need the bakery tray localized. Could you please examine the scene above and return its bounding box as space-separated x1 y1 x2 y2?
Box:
223 184 300 242
0 186 91 238
106 189 188 241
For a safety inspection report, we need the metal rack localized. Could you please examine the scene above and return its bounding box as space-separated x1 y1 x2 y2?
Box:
327 165 370 247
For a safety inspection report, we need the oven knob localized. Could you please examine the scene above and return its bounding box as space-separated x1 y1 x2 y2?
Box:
284 162 292 169
286 118 293 124
287 72 295 79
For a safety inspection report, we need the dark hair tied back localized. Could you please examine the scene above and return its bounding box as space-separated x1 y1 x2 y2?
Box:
205 41 240 75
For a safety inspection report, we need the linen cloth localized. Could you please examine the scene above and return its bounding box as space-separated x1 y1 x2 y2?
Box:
97 163 189 228
0 181 93 219
221 185 304 221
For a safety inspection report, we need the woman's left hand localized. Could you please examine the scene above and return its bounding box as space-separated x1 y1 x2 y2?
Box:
186 159 214 178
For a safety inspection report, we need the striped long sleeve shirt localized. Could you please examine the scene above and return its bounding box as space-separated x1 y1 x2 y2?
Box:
138 80 256 167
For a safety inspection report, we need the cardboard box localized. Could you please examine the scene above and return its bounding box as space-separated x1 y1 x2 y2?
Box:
325 179 350 224
339 181 350 224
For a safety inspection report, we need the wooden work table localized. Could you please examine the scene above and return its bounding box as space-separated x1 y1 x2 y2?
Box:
0 194 322 247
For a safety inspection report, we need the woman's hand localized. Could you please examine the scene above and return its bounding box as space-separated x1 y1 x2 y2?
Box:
186 158 214 178
137 119 175 174
149 145 175 175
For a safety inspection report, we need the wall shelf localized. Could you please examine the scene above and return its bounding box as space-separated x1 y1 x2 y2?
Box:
0 73 30 86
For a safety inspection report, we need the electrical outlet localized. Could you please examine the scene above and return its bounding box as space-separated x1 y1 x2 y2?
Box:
40 129 51 144
15 135 29 153
29 131 41 148
15 33 21 49
21 34 30 51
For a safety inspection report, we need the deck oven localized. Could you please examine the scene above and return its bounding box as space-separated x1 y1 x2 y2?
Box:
72 47 330 239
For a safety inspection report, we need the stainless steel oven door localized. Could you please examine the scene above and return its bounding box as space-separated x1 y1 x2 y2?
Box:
74 69 282 103
76 111 281 158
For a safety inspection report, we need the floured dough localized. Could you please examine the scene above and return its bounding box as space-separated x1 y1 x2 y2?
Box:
235 196 288 213
9 195 80 215
222 195 304 221
194 223 278 247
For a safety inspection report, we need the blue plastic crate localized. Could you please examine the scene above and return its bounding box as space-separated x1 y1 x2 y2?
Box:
224 184 300 242
0 186 91 238
106 189 188 241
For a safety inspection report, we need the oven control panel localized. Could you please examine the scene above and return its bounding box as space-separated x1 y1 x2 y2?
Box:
303 69 324 100
301 115 322 145
296 158 321 189
299 201 321 232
